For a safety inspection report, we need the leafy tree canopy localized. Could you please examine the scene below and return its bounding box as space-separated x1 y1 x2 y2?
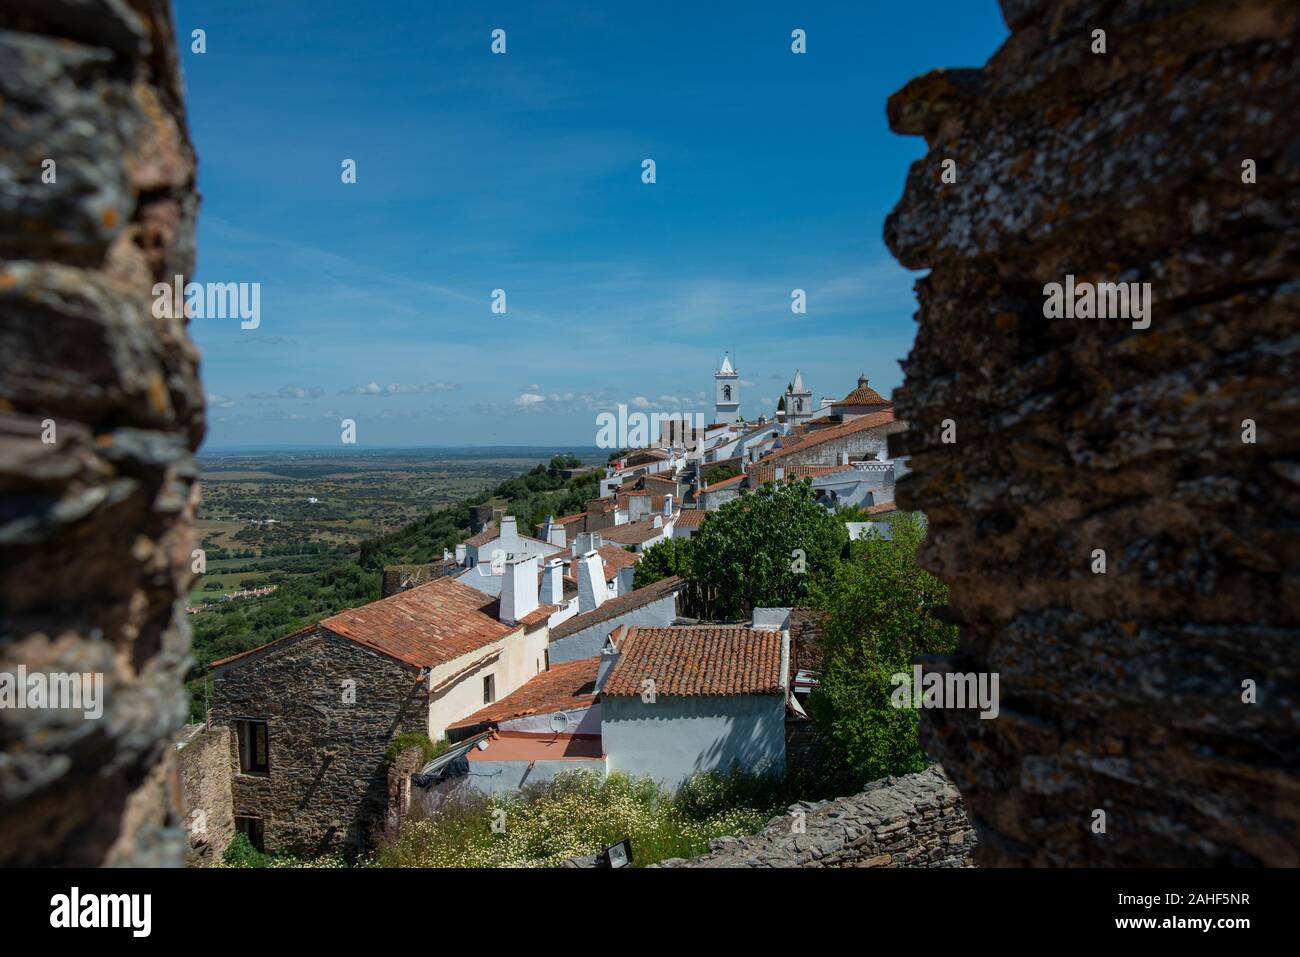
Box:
807 513 957 785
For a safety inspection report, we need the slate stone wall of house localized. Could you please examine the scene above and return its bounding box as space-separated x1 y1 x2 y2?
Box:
885 0 1300 865
0 0 202 866
177 724 235 865
212 630 430 857
656 765 974 867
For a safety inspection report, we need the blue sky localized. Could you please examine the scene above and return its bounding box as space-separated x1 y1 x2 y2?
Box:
174 0 1007 449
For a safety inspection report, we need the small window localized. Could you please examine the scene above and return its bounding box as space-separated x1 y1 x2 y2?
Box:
236 719 270 774
544 649 550 671
235 816 264 853
482 674 496 705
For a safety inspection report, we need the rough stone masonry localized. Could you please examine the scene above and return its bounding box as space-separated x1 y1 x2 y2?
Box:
885 0 1299 864
0 0 202 865
655 766 975 868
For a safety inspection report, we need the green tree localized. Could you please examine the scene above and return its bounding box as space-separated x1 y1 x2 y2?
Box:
634 536 695 589
808 513 957 786
688 480 846 619
702 464 740 486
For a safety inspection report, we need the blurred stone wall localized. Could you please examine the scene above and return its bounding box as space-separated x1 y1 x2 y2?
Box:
887 0 1299 864
0 0 202 865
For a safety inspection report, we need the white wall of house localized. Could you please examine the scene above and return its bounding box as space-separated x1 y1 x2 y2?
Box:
425 624 551 740
602 693 787 788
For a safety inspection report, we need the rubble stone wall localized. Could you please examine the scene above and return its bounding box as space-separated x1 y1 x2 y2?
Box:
656 766 974 868
0 0 202 866
886 0 1300 865
177 724 235 865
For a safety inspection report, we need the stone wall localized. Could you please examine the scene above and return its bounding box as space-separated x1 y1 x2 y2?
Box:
656 766 974 867
211 630 430 857
0 0 201 866
885 0 1299 865
177 724 235 865
383 745 425 843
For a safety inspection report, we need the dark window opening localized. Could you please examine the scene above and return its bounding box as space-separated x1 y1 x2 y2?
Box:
483 674 496 705
235 816 264 853
236 719 270 774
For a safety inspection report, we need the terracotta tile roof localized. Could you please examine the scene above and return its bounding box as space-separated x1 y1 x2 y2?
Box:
518 603 560 628
320 576 514 667
760 410 898 463
447 656 600 730
699 473 745 493
866 502 899 514
602 626 785 697
747 463 846 486
833 383 889 406
464 525 498 547
554 512 586 525
549 576 685 640
673 508 708 529
597 543 639 578
600 516 672 545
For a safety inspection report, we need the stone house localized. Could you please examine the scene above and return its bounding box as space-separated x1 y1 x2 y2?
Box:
209 569 559 856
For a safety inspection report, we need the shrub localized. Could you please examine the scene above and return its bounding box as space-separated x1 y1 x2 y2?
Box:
374 768 795 868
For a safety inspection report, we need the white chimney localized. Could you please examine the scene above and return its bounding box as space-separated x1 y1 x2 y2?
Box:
500 555 539 625
839 451 850 466
576 550 608 613
629 494 650 523
595 626 625 692
774 466 784 482
663 493 673 517
653 514 662 529
549 521 567 548
500 515 519 555
541 558 564 605
454 543 467 565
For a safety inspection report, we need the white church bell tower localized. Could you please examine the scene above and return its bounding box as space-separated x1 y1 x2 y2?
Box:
714 353 740 424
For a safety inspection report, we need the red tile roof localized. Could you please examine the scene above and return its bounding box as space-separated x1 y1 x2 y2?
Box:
760 410 899 463
699 473 745 493
602 626 785 697
833 385 888 406
549 576 685 640
673 508 709 529
597 543 639 578
447 656 600 730
464 524 498 547
319 577 514 667
600 516 671 545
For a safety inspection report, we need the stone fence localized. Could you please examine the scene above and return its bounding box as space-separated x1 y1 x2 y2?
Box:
655 765 975 868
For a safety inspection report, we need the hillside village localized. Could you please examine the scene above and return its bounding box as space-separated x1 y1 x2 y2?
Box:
185 357 912 860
